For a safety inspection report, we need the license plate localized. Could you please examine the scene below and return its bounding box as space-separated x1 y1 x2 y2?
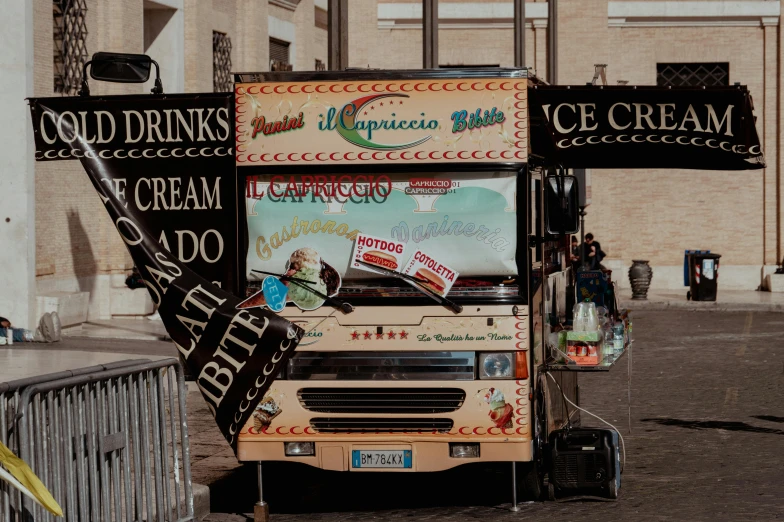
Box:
352 450 412 469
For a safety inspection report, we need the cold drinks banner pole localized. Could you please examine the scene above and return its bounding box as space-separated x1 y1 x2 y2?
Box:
528 85 765 170
28 94 304 451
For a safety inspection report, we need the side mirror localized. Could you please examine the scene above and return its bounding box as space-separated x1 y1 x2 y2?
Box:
79 52 163 96
544 174 579 235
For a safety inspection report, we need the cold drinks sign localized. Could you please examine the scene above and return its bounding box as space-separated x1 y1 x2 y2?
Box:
235 79 528 165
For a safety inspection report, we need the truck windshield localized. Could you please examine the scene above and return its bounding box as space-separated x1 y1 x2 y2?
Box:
245 170 524 302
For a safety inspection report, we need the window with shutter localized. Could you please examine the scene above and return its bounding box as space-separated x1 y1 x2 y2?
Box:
657 63 730 87
53 0 88 95
270 38 292 71
213 31 232 92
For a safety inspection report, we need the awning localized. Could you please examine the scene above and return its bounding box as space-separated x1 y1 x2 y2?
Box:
528 85 765 170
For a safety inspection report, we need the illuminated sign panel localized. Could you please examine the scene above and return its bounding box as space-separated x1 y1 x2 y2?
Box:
235 79 528 165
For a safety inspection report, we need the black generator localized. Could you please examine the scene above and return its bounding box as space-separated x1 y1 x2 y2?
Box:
548 428 621 500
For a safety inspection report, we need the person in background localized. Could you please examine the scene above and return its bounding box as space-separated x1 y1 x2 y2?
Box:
583 233 608 270
126 267 161 321
0 313 62 343
570 236 581 273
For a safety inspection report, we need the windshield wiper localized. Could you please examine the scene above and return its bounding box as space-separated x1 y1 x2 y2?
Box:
251 270 354 314
355 260 463 314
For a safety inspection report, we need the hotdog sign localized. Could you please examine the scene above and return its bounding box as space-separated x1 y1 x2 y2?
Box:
235 78 528 166
352 234 407 274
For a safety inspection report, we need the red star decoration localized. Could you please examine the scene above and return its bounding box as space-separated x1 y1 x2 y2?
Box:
399 330 408 339
376 332 384 340
363 331 372 340
399 100 403 104
370 106 375 110
380 102 384 106
387 331 396 339
364 111 368 115
351 331 360 340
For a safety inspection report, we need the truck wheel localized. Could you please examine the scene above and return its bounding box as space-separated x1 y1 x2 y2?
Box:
515 376 548 501
516 461 544 501
608 478 619 499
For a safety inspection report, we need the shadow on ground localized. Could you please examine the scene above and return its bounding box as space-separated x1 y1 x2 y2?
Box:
752 415 784 424
641 417 784 436
208 461 529 515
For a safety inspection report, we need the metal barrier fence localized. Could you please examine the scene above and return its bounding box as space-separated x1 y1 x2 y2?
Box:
1 359 150 521
0 358 193 522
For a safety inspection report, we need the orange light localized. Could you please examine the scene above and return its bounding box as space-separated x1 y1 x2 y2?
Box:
515 351 528 379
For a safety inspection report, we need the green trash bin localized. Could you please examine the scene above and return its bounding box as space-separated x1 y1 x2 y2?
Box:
687 253 721 301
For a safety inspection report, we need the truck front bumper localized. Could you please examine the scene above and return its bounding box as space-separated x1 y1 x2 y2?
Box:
237 439 533 472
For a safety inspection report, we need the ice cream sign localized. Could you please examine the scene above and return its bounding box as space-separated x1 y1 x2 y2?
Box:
235 78 528 165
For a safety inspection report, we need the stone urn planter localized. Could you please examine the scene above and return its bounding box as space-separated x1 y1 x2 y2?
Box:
628 260 653 300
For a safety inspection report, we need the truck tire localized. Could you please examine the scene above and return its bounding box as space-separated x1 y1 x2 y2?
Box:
608 478 619 499
516 461 544 501
515 376 548 501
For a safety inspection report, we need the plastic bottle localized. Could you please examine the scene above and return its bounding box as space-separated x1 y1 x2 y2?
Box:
573 303 586 331
585 303 599 331
612 322 624 356
602 327 613 363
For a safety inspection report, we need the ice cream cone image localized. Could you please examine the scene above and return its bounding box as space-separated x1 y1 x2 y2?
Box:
483 387 514 429
252 395 281 431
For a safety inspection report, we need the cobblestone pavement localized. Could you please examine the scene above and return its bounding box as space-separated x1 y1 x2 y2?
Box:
195 311 784 521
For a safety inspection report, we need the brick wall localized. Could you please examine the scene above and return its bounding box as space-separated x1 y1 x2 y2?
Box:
561 18 768 270
34 0 139 318
28 0 782 314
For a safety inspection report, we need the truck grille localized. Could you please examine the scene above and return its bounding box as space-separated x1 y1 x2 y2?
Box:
309 417 454 433
288 351 475 381
298 388 466 414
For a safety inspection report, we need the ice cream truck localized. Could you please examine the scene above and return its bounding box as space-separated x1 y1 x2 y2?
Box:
16 20 769 518
27 50 764 514
231 66 765 509
233 68 584 503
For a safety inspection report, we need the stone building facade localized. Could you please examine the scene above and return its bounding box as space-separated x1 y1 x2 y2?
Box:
1 0 781 329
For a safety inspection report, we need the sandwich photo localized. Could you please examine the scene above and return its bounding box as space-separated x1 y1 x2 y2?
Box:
361 250 399 270
415 267 446 296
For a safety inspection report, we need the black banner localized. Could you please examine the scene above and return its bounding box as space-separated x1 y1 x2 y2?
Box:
28 95 303 450
528 85 765 170
29 94 239 292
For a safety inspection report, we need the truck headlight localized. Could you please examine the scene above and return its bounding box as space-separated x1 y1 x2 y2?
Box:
478 352 515 379
285 442 315 456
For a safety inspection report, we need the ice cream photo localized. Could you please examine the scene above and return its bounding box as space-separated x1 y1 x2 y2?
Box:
284 247 342 311
238 247 341 312
482 387 514 429
252 395 282 431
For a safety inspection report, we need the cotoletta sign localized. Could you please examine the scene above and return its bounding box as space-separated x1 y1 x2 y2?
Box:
528 85 765 170
235 79 528 165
